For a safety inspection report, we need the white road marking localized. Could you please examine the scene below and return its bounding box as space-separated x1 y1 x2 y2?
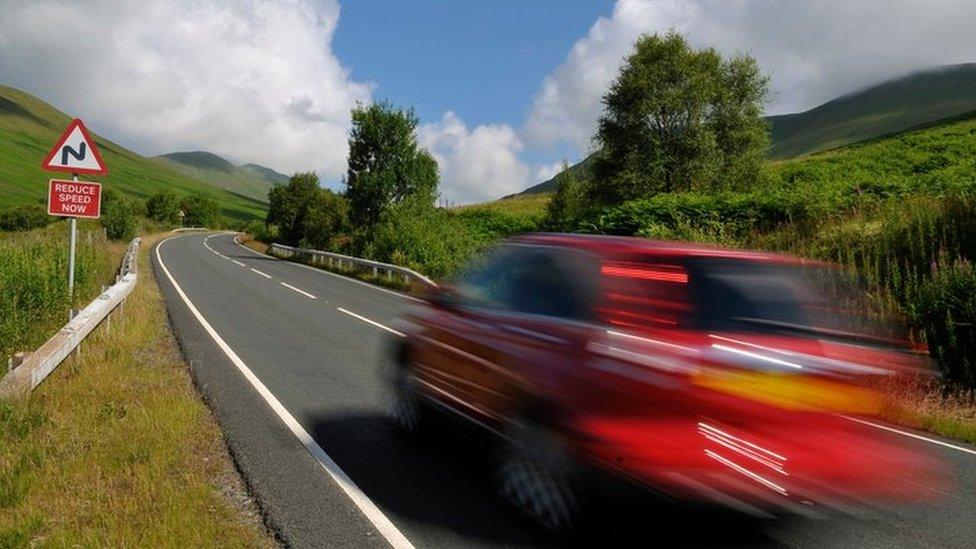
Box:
203 233 229 259
230 234 423 303
843 416 976 457
155 236 415 549
250 268 272 279
841 416 976 456
280 282 317 300
337 307 404 337
231 259 245 267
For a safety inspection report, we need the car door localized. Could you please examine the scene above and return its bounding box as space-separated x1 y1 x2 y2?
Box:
456 246 599 421
410 245 518 424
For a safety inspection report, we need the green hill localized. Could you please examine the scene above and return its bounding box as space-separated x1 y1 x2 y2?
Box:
0 85 267 221
154 151 287 203
768 63 976 158
516 63 976 196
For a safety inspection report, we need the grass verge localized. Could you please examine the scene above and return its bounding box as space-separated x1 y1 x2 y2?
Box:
882 388 976 445
0 233 273 547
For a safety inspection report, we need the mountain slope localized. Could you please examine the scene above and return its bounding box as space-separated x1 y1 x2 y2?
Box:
768 63 976 158
154 151 287 203
517 63 976 196
0 85 266 221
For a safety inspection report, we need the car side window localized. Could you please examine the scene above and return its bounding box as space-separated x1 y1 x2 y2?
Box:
453 245 517 310
505 249 591 320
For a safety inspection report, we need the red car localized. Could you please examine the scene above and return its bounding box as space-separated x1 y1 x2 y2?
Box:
389 234 944 533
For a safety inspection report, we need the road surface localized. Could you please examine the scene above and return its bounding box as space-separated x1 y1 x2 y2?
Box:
154 232 976 548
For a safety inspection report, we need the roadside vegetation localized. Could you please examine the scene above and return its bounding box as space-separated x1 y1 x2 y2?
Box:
0 234 272 547
0 222 123 367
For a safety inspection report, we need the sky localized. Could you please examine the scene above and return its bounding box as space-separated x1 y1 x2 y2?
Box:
2 0 976 203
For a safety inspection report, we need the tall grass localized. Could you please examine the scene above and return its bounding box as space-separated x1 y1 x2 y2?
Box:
0 221 122 366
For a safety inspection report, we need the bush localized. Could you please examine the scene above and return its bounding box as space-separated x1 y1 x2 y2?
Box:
363 199 482 279
0 204 52 232
146 191 182 225
912 261 976 388
100 191 139 241
180 193 221 228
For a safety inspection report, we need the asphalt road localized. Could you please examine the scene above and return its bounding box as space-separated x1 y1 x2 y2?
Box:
154 232 976 548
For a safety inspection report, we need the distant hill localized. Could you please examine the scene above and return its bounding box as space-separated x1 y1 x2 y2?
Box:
154 151 288 203
0 85 266 221
516 63 976 196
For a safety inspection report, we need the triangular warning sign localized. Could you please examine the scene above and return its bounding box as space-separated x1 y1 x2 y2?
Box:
41 118 108 176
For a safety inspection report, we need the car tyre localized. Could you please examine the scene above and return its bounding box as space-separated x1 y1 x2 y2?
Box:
494 416 581 536
389 362 425 437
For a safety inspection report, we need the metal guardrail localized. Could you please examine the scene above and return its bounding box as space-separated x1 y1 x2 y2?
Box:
266 242 437 290
0 237 141 399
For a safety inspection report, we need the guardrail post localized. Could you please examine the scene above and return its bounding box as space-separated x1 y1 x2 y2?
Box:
372 266 378 278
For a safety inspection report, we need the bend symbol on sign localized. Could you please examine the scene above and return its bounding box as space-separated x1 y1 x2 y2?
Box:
41 118 108 176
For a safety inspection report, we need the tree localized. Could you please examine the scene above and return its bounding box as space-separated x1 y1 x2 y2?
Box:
301 189 349 250
180 193 220 228
146 191 181 225
267 172 322 246
590 32 768 205
543 162 586 231
345 101 439 229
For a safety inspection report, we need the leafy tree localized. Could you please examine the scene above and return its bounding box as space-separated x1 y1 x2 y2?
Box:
180 192 220 228
543 162 586 231
146 191 181 225
267 172 322 245
590 32 768 205
345 101 439 228
101 190 138 240
301 189 349 250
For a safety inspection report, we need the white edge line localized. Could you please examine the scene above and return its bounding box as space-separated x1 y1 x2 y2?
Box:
155 236 414 549
250 268 272 279
337 307 404 337
230 234 423 303
843 415 976 457
280 282 317 300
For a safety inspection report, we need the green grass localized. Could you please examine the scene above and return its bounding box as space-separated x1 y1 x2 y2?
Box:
155 151 286 203
457 193 551 219
0 85 266 222
0 234 272 546
0 222 124 367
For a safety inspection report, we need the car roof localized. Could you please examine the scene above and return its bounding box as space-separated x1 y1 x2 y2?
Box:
508 233 816 265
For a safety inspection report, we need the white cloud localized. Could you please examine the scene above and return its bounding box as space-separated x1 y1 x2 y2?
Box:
534 162 566 183
524 0 976 151
419 112 531 204
0 0 371 179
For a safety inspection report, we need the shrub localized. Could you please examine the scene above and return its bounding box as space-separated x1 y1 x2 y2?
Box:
911 261 976 388
180 193 221 228
363 198 482 279
0 204 52 232
146 191 182 225
100 191 139 241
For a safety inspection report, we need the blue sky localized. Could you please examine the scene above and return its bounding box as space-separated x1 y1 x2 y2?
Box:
333 2 609 130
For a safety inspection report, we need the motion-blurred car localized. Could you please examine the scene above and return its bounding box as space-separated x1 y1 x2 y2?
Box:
388 234 944 533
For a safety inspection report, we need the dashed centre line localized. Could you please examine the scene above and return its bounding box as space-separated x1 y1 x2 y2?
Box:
232 259 245 267
337 307 404 337
281 282 317 300
250 268 272 279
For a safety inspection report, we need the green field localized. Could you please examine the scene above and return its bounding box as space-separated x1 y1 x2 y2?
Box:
0 85 267 222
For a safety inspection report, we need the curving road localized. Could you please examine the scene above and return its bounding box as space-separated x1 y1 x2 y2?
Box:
154 232 976 548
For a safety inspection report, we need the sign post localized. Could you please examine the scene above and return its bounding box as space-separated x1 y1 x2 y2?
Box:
41 119 108 298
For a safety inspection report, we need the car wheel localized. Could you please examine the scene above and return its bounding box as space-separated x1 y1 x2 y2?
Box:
494 417 580 535
389 363 424 436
